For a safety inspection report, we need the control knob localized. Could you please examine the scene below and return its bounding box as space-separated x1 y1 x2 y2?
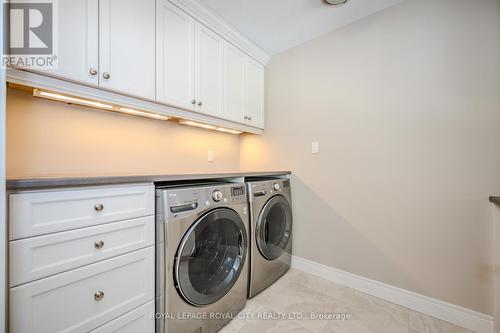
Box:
212 190 223 202
273 183 281 191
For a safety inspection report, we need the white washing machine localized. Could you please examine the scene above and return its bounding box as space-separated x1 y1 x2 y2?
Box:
156 182 249 333
246 178 293 298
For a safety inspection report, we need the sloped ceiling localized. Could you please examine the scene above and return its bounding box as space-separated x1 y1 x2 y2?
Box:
201 0 404 56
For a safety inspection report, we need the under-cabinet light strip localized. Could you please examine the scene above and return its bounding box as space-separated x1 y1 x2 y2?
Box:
179 120 217 130
118 107 169 120
215 127 243 135
34 89 114 109
178 120 243 135
33 89 169 121
32 89 243 134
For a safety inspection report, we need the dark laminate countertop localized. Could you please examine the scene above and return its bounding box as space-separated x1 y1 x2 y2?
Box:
490 197 500 205
6 171 291 190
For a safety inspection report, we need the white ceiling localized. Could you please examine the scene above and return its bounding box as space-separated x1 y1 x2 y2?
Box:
201 0 404 56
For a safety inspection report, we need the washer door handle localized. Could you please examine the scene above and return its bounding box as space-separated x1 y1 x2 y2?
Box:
238 231 244 256
264 220 270 243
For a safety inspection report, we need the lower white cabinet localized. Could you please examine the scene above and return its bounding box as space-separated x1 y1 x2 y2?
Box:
10 216 155 286
90 301 155 333
9 183 154 240
10 247 155 333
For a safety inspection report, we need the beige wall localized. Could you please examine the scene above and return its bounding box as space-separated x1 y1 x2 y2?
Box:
241 0 500 314
6 88 240 178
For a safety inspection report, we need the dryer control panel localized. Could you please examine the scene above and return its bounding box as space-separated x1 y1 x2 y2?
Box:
248 178 291 201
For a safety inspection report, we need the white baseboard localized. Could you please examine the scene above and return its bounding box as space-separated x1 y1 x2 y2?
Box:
291 256 494 333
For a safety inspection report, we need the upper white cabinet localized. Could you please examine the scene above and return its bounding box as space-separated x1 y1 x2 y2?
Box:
156 1 195 110
41 0 99 86
245 58 265 128
157 0 223 117
34 0 155 100
99 0 156 100
222 43 265 128
195 24 223 116
8 0 268 132
223 42 246 123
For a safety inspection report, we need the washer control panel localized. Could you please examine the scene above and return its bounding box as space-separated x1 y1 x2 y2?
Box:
162 182 247 219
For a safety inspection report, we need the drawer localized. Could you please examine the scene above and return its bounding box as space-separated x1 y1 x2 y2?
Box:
10 247 155 333
9 183 154 239
90 301 155 333
10 216 154 287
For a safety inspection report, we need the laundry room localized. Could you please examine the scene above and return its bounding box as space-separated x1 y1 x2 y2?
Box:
0 0 500 332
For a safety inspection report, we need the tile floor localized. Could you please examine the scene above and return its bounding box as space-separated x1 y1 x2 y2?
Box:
220 269 473 333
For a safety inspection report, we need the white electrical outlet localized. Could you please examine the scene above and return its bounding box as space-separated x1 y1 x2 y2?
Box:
312 142 320 154
208 150 214 162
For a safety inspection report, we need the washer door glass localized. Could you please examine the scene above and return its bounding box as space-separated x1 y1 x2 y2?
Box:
256 195 292 260
175 208 248 306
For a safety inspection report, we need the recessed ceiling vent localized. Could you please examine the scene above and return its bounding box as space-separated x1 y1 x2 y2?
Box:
324 0 349 5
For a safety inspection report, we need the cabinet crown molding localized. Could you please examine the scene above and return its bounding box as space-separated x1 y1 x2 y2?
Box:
169 0 270 65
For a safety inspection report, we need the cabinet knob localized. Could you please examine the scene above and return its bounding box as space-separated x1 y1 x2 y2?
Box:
89 68 97 76
94 240 104 249
102 72 110 79
94 291 105 301
248 116 252 120
197 101 202 107
191 100 196 105
94 203 104 212
244 116 248 120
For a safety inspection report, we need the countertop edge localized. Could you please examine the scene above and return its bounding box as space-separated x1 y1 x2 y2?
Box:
6 171 291 190
489 196 500 205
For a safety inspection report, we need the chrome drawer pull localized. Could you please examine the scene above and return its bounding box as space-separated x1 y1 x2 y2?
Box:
94 240 104 249
94 203 104 212
94 291 104 301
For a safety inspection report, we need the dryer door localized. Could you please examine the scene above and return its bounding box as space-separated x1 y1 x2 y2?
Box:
174 208 248 306
256 195 293 260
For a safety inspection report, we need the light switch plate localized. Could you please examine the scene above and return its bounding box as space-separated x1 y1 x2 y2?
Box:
208 150 214 162
312 142 320 154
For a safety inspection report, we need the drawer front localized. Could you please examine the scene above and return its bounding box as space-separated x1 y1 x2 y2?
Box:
10 216 154 287
9 183 154 239
10 247 155 333
90 301 155 333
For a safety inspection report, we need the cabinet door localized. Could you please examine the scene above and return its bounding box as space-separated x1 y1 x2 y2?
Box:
156 0 196 110
40 0 99 86
195 24 223 116
10 247 154 333
223 42 246 123
9 184 154 240
10 216 154 286
245 57 265 128
89 301 154 333
99 0 156 100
